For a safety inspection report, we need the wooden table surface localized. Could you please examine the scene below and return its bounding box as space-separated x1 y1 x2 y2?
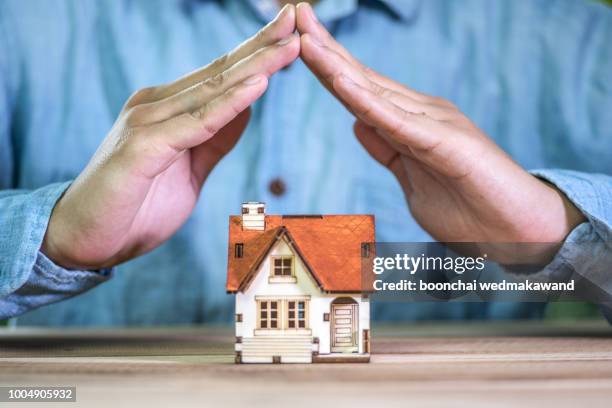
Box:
1 320 612 407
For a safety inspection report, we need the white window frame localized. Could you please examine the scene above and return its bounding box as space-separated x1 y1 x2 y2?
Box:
286 299 308 330
269 255 297 283
254 296 311 336
256 299 280 330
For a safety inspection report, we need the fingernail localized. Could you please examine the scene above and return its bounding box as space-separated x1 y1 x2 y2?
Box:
277 4 291 19
277 35 295 46
304 3 318 23
244 76 263 85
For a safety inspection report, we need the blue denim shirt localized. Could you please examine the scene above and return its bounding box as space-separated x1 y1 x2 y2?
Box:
1 0 611 325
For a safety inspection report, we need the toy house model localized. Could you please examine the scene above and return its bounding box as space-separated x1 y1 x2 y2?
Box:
227 202 374 364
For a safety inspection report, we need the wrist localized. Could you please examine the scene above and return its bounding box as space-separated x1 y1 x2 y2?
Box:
41 225 81 270
540 179 586 241
511 178 586 265
41 202 95 270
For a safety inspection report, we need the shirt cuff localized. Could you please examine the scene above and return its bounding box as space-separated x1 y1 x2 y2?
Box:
521 170 612 319
0 251 113 319
530 169 612 242
1 181 73 295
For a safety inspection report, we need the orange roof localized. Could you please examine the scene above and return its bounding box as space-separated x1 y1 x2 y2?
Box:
226 215 375 293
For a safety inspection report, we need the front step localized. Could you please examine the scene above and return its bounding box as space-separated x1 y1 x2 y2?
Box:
240 336 313 364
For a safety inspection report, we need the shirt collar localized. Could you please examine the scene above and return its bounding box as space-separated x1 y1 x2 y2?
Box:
377 0 422 22
244 0 357 23
242 0 422 24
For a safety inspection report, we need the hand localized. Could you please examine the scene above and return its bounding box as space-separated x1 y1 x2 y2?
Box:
41 5 300 270
296 3 585 263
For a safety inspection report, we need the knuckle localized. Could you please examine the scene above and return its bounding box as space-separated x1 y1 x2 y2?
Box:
362 66 376 79
201 121 219 137
373 84 391 99
209 53 230 71
190 106 205 120
188 106 223 137
123 105 147 126
127 86 156 106
207 71 227 88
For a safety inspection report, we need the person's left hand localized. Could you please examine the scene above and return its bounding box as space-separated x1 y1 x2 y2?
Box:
296 3 585 263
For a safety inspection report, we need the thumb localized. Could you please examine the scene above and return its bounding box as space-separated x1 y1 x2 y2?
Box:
354 120 413 196
190 108 251 186
354 120 397 168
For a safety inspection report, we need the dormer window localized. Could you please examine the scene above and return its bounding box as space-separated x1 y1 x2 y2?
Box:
235 243 244 258
269 255 296 283
273 256 293 276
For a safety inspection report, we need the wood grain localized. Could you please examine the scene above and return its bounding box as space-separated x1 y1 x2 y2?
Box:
1 321 612 407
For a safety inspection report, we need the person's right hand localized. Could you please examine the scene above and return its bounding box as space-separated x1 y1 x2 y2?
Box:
41 5 300 270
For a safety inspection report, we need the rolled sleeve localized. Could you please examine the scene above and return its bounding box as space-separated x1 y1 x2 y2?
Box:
532 169 612 242
0 182 113 319
530 169 612 310
0 251 113 319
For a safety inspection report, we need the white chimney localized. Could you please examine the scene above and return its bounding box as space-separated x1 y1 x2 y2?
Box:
241 202 265 231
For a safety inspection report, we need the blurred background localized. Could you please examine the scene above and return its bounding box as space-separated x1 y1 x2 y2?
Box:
1 0 611 328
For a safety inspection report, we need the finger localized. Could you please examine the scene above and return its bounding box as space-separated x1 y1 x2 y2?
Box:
296 2 440 105
376 88 458 121
128 4 295 107
300 34 454 124
136 75 268 176
354 121 413 197
132 35 299 125
300 33 371 93
334 74 448 151
297 2 367 74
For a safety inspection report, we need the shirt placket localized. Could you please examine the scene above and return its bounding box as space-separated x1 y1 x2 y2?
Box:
256 60 303 213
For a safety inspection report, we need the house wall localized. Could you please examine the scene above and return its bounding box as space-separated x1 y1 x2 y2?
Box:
234 237 370 355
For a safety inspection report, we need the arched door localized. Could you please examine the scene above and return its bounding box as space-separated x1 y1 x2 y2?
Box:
330 297 358 353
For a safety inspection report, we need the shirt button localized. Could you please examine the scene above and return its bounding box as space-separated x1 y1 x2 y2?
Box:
268 178 287 197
